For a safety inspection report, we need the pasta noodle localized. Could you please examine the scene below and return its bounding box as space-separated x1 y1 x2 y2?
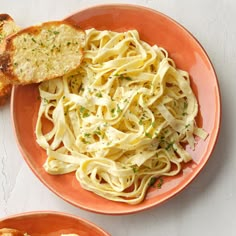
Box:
36 28 208 204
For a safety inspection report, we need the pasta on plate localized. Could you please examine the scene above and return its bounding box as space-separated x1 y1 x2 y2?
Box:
36 28 207 204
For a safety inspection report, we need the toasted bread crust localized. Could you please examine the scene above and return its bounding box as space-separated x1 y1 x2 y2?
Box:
0 14 13 22
0 228 25 236
0 52 10 74
10 20 83 36
0 14 18 45
0 20 85 85
0 13 18 105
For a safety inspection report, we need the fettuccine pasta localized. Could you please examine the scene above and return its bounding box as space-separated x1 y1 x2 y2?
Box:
36 28 208 204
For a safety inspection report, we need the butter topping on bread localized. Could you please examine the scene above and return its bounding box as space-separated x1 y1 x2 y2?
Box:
0 21 85 84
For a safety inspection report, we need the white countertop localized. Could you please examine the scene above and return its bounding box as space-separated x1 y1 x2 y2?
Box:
0 0 235 235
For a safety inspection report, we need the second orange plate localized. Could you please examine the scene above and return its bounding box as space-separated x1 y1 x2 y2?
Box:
0 211 109 235
11 4 221 214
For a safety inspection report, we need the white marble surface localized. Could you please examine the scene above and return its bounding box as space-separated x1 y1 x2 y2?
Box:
0 0 235 235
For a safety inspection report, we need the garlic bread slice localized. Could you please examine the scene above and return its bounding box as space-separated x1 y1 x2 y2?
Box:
0 21 85 84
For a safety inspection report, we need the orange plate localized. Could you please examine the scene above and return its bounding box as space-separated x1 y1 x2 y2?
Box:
11 4 221 215
0 211 110 235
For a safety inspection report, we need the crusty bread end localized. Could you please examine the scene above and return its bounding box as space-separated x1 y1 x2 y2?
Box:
0 14 19 45
0 13 19 106
0 21 85 85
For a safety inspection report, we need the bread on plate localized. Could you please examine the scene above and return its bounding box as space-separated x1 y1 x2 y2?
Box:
0 20 85 85
0 13 19 105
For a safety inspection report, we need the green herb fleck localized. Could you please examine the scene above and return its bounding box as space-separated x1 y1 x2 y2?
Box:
82 112 90 118
149 177 157 187
185 124 190 129
79 106 90 118
43 98 49 104
31 38 36 43
80 106 85 113
95 91 103 98
94 130 101 136
114 73 132 81
145 132 152 139
117 104 122 113
120 74 132 81
132 166 138 173
165 142 174 151
157 177 164 188
81 139 90 144
139 118 143 125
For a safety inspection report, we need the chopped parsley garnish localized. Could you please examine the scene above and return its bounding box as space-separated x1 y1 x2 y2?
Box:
82 112 90 118
165 142 174 151
114 73 132 81
43 98 49 104
79 106 90 118
139 118 144 125
149 177 157 187
31 37 36 43
84 133 91 138
119 74 132 81
80 106 85 113
149 177 164 188
117 104 122 113
94 130 102 136
132 166 138 173
151 121 156 127
145 132 152 139
95 91 103 98
157 177 164 188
